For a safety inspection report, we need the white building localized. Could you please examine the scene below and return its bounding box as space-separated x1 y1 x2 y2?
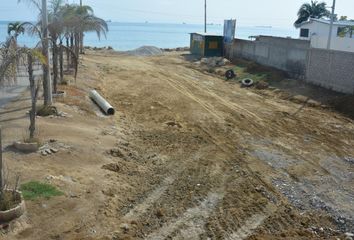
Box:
296 18 354 52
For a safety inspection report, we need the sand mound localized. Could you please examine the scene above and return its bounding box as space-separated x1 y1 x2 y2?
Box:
126 46 163 56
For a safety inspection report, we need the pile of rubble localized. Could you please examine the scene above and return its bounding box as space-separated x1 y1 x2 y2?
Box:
126 46 164 56
163 47 190 52
196 57 230 68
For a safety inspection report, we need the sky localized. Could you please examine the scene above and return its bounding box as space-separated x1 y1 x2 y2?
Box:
0 0 354 27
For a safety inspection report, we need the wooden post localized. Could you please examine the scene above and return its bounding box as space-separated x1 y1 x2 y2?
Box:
0 127 3 190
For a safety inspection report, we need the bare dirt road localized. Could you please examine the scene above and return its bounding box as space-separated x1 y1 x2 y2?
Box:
1 51 353 240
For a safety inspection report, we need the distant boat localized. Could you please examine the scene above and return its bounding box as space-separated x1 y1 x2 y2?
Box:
255 26 272 28
145 21 149 24
106 20 112 23
182 22 187 25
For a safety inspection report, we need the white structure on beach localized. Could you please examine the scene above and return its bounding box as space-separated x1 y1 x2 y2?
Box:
296 18 354 52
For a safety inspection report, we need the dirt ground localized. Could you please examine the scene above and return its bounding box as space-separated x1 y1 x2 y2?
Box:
0 51 353 240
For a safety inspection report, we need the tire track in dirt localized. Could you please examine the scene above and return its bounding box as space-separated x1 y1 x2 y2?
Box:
225 204 275 240
139 64 287 240
164 67 331 143
122 176 175 221
165 67 342 187
98 54 345 239
175 71 264 122
162 75 224 121
144 191 224 240
173 71 311 140
154 62 263 120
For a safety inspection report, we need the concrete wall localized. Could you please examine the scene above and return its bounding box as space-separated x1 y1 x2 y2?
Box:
306 49 354 94
225 36 310 79
225 35 354 94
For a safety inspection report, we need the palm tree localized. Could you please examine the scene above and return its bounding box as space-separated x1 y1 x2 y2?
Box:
48 0 66 93
7 22 25 85
77 11 108 54
7 22 25 41
0 38 18 85
61 4 108 61
294 0 330 26
18 0 108 86
73 4 108 55
0 37 45 140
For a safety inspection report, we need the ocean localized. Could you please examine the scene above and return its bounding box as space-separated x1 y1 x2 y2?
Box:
0 21 298 50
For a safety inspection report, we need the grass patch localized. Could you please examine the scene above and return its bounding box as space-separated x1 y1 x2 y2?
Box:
233 66 266 84
20 181 64 200
245 62 286 82
231 59 286 84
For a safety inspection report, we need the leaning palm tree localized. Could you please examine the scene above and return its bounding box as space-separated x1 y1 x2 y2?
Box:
61 4 108 62
77 13 108 54
294 0 330 26
75 4 94 54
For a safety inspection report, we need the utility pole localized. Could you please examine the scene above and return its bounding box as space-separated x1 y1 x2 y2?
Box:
80 0 82 6
327 0 336 50
204 0 207 33
42 0 53 105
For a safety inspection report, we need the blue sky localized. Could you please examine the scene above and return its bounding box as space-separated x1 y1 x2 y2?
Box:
1 0 354 27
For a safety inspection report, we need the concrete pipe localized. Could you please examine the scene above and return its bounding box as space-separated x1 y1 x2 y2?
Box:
89 90 115 115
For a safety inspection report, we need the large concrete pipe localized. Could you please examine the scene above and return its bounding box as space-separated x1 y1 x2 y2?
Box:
89 90 115 115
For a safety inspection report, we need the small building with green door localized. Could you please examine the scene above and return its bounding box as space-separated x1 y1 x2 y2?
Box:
190 33 224 57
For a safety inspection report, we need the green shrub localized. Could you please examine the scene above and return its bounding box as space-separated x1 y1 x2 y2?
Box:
20 181 63 200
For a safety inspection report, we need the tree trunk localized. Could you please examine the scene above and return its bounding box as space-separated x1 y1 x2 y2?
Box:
28 53 37 140
52 41 58 94
59 41 64 84
70 34 74 68
42 46 49 105
74 33 80 61
80 32 84 54
0 127 4 192
66 37 70 71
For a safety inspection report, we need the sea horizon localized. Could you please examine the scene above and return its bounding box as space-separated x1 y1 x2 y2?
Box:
0 21 299 51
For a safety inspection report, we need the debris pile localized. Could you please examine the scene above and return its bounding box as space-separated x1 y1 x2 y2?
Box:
163 47 189 52
198 57 230 68
126 46 163 56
